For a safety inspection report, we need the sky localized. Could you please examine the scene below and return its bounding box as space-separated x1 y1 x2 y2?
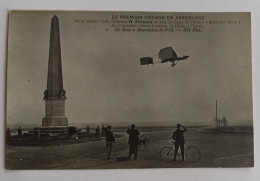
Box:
6 11 252 127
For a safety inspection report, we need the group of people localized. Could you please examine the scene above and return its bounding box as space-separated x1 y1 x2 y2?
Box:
104 123 187 161
105 124 140 160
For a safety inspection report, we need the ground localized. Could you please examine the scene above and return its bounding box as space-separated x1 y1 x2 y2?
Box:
5 127 253 169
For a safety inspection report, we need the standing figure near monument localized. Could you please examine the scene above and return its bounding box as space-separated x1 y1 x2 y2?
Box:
6 128 11 140
86 125 90 134
68 126 77 139
172 123 187 161
127 124 140 160
105 125 115 160
18 126 22 136
101 125 106 137
96 125 100 137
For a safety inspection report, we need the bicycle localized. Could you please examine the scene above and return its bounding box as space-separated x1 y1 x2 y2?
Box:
159 140 201 162
138 135 149 151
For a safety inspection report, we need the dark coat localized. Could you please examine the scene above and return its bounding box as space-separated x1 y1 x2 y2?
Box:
105 129 115 142
127 128 140 145
172 128 187 144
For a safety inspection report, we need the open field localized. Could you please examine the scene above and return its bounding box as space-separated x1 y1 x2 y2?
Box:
5 126 253 169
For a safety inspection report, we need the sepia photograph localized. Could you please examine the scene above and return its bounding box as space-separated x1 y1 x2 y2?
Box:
5 10 253 169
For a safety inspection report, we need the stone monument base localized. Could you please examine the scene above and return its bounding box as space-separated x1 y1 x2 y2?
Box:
33 126 69 134
42 116 68 126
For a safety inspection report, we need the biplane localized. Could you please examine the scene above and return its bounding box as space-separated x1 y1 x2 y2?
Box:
140 47 189 67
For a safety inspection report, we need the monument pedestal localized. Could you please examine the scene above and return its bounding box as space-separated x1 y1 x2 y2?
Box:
33 126 69 134
42 117 68 126
42 99 68 126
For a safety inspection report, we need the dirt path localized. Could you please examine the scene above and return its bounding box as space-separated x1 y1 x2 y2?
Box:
5 127 253 169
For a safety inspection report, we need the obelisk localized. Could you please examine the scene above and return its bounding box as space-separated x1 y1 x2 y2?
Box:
42 15 68 127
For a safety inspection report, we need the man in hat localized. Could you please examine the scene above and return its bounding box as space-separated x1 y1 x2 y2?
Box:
127 124 140 160
18 126 22 136
105 125 115 160
96 125 100 137
86 125 90 134
172 123 187 161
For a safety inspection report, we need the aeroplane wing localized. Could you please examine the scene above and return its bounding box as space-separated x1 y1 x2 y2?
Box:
158 47 178 63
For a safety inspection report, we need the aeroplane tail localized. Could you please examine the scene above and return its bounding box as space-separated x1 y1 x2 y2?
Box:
140 57 154 65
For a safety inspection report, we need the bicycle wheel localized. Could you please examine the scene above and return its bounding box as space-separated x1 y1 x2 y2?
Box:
186 146 201 162
160 147 175 162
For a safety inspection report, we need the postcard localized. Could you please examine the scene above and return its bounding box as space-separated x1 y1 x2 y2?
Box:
5 11 253 169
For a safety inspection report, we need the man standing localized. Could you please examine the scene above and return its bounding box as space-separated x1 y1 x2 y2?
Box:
105 125 115 160
127 124 140 160
172 123 187 161
18 126 22 136
86 125 90 134
96 125 100 137
6 128 11 140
